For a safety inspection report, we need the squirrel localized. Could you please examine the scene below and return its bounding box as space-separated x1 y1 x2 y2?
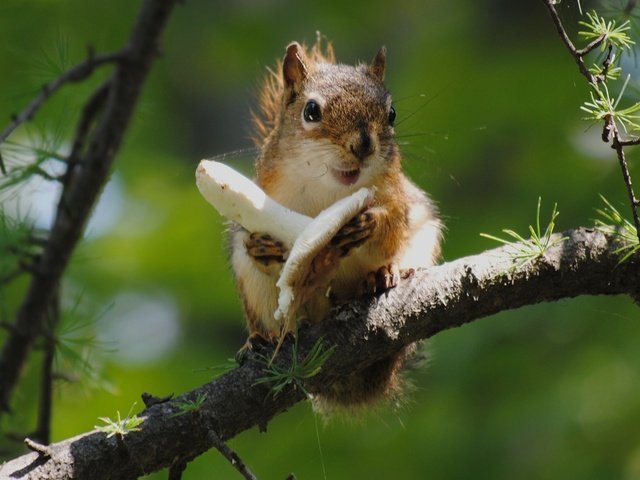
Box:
230 37 442 410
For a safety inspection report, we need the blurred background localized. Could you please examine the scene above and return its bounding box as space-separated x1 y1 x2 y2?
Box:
1 0 640 478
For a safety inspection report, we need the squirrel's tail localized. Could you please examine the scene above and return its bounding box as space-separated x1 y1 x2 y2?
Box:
312 342 420 414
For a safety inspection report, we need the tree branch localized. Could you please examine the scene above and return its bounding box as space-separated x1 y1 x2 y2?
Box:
541 0 600 84
207 430 258 480
0 50 122 173
1 228 637 479
540 0 640 244
0 0 179 415
32 285 60 446
611 121 640 238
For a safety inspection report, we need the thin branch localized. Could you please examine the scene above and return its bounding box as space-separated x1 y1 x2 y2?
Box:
611 123 640 241
0 51 122 170
64 80 111 184
600 44 615 79
33 344 55 444
541 0 599 84
619 137 640 146
23 437 51 457
576 34 607 57
33 288 59 445
208 430 259 480
0 228 638 479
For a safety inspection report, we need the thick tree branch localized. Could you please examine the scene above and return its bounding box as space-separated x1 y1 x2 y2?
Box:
1 228 637 479
0 0 179 415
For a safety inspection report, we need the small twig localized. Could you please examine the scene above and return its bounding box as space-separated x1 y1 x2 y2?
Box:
33 289 59 446
611 126 640 242
34 343 55 445
595 44 616 82
24 437 52 457
141 392 174 408
207 430 258 480
167 459 188 480
619 137 640 147
64 80 111 184
0 269 25 286
0 51 122 173
576 34 607 57
541 0 599 84
31 166 64 182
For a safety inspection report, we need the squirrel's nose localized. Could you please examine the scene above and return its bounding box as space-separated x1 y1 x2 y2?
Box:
348 129 375 160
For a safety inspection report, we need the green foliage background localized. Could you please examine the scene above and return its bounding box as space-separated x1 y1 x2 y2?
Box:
1 0 640 478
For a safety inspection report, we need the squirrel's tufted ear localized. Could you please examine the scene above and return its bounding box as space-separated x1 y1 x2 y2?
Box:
283 42 308 90
370 46 386 81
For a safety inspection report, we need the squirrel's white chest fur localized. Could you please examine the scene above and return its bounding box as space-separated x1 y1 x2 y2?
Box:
266 138 371 216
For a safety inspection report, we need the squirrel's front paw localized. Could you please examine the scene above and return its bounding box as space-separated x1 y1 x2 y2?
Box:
245 232 287 275
331 208 377 257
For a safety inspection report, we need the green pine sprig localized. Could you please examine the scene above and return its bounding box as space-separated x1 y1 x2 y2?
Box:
579 10 635 51
254 337 336 398
480 198 568 270
595 194 640 263
170 393 207 418
95 403 145 438
581 77 640 133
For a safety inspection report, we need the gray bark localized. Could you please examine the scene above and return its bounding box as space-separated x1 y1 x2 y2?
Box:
1 228 637 479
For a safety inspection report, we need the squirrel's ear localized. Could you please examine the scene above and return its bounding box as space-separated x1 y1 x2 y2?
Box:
370 46 386 81
283 42 308 90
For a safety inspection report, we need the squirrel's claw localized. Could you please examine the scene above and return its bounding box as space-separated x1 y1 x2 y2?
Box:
365 263 400 294
235 332 273 364
245 232 287 275
298 208 378 287
245 232 287 262
331 209 377 256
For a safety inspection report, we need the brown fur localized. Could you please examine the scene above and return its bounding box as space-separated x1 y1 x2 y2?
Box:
232 37 443 411
252 34 335 147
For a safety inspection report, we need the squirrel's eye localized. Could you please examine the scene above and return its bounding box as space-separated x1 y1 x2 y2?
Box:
388 106 396 126
303 100 322 122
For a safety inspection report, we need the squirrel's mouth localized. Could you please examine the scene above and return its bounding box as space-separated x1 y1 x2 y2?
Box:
332 167 361 186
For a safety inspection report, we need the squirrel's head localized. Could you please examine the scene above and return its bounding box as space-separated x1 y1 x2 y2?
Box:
280 42 398 186
256 39 400 213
